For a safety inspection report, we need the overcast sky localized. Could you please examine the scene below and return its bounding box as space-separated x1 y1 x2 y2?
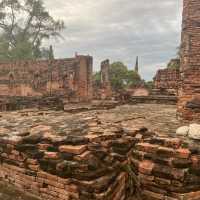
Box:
45 0 183 80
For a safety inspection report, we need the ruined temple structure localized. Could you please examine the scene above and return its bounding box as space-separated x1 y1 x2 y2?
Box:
100 59 112 99
0 55 93 103
153 68 180 96
178 0 200 121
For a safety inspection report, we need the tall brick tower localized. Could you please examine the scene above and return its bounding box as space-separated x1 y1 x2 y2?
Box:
178 0 200 120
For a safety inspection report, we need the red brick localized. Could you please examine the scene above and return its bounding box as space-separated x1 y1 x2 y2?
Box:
59 145 87 155
175 148 191 159
136 143 158 153
139 160 154 175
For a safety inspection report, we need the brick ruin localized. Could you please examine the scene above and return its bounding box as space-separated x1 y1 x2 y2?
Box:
1 0 200 200
177 0 200 121
0 55 93 104
153 68 180 96
0 108 200 200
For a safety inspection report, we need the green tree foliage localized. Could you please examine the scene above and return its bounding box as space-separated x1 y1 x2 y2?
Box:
93 71 101 87
93 61 141 91
144 81 154 91
167 58 180 70
110 62 141 91
0 0 64 61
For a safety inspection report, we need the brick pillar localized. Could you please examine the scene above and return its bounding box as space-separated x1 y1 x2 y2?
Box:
76 55 93 102
100 60 112 99
178 0 200 121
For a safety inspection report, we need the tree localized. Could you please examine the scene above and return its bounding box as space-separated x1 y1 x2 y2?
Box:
93 71 101 88
109 62 141 91
144 81 154 91
125 70 141 88
0 0 64 61
167 58 180 70
109 62 128 90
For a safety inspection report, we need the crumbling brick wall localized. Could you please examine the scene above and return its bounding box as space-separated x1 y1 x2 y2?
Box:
0 55 93 102
178 0 200 120
153 69 180 96
132 134 200 200
0 117 200 200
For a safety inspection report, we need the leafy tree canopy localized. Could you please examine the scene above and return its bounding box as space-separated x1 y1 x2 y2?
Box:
0 0 64 61
110 62 141 91
93 61 142 91
167 58 180 70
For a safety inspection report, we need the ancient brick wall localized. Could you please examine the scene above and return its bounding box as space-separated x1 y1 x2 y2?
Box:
153 69 180 96
178 0 200 120
0 55 93 102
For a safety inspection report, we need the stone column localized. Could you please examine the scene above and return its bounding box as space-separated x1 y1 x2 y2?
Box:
178 0 200 121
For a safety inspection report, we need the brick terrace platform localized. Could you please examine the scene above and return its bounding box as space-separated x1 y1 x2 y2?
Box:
0 104 195 200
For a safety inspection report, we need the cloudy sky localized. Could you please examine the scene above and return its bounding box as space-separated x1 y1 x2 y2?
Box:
45 0 183 80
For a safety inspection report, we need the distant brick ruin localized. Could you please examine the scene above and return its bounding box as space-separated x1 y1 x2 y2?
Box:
0 55 93 103
153 68 180 96
178 0 200 121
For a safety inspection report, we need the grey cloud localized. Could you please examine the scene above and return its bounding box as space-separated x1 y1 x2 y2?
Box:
44 0 182 80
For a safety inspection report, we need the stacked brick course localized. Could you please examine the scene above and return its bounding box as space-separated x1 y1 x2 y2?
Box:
0 113 135 200
132 135 200 199
178 0 200 120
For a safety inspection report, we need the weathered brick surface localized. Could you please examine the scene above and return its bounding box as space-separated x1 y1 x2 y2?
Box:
0 110 200 200
0 113 136 200
153 68 180 96
0 55 93 102
132 135 200 200
178 0 200 121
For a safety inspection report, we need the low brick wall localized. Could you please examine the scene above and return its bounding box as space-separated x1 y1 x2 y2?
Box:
132 135 200 200
0 121 200 200
130 95 177 105
0 118 137 200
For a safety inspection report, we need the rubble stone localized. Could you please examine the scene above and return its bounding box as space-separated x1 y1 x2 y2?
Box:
176 126 189 136
188 124 200 140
